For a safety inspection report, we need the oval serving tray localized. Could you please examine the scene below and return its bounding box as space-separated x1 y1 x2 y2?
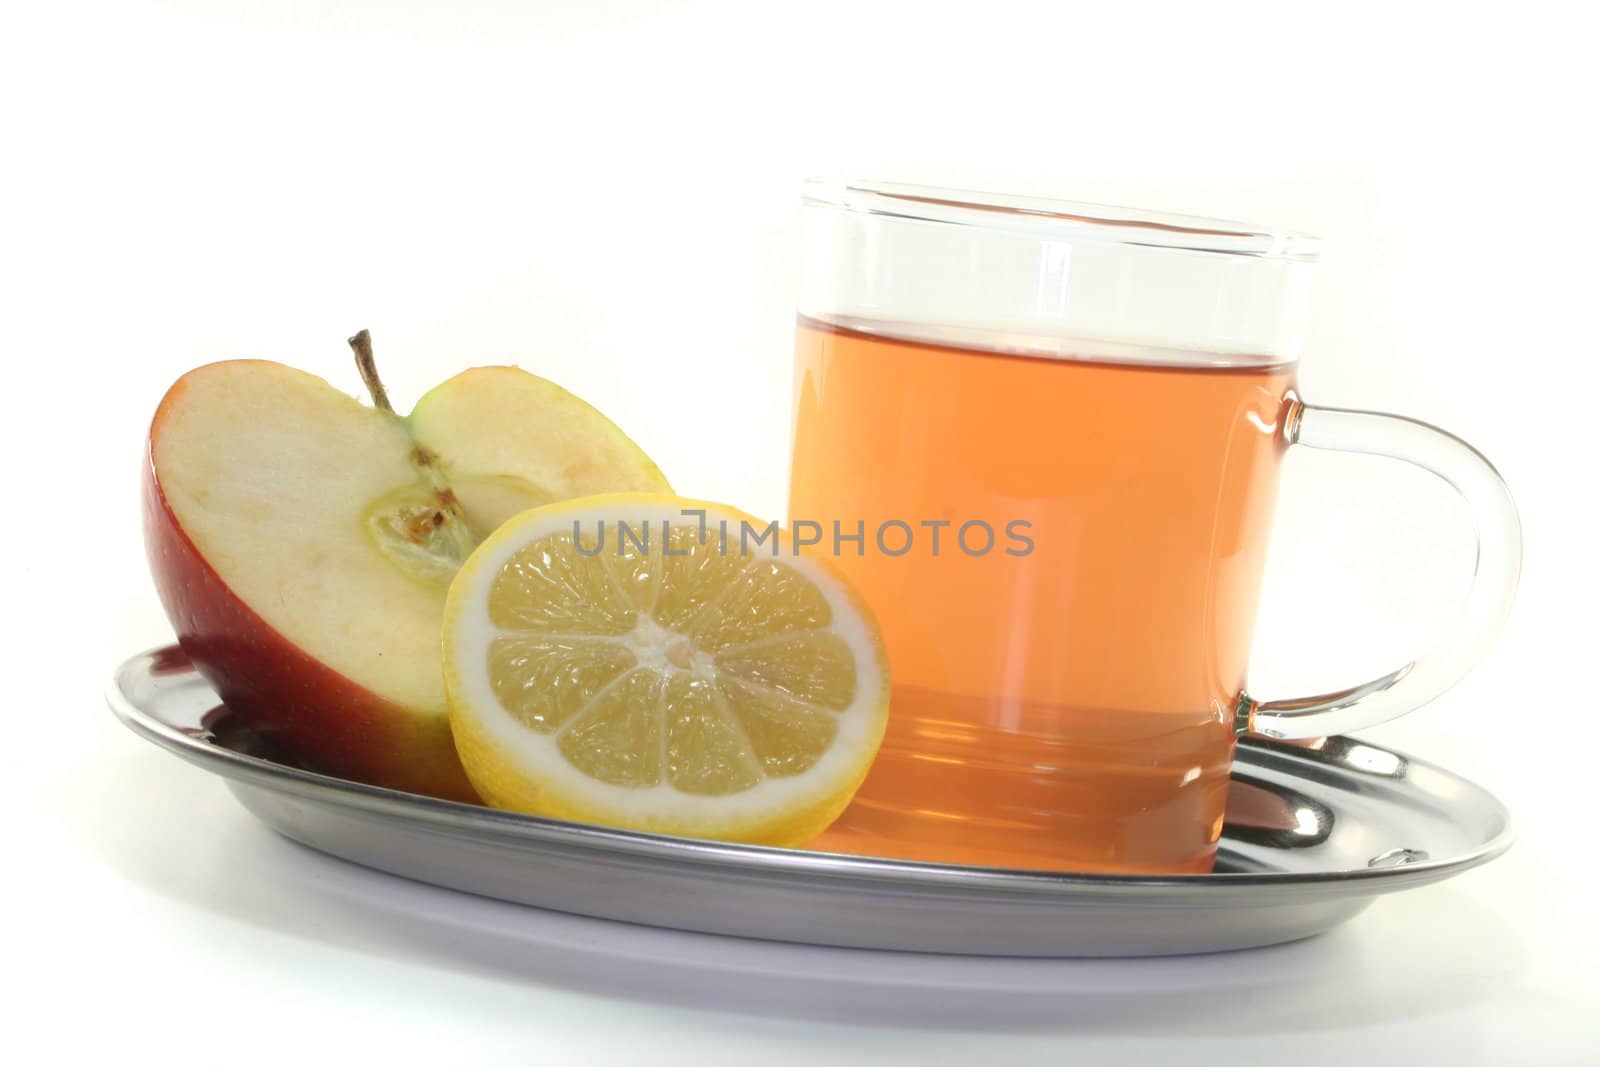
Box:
108 646 1512 957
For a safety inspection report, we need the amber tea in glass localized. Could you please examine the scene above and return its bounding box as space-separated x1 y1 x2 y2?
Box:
789 181 1520 874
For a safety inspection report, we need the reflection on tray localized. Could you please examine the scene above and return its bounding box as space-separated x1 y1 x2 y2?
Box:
190 703 324 774
1222 776 1333 849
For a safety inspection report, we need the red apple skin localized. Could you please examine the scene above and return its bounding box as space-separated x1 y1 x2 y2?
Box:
142 388 480 804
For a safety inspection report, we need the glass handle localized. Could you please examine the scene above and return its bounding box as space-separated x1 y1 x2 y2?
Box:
1241 403 1522 740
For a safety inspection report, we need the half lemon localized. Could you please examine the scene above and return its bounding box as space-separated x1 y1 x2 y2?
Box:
442 493 890 846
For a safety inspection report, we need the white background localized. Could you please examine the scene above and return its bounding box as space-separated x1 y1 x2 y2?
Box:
4 1 1597 1063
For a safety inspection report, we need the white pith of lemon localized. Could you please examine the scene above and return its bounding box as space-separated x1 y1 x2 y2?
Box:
441 494 890 846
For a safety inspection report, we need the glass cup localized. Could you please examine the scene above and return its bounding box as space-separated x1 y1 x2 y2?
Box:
788 180 1521 874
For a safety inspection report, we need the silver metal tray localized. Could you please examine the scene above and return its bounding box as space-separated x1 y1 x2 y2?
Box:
108 646 1513 957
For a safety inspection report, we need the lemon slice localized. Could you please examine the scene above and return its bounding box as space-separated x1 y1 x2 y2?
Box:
442 493 890 846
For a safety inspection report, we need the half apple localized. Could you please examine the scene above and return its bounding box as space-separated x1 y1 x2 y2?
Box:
143 333 670 800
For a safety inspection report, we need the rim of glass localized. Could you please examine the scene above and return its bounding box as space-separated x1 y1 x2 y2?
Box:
801 178 1322 261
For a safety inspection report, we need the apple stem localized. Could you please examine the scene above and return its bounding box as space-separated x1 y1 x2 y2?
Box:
348 329 395 414
346 327 481 577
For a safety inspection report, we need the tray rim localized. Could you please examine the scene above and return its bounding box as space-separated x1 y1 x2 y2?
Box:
108 644 1515 899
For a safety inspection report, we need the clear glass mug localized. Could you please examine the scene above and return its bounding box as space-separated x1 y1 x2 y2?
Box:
787 180 1521 874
